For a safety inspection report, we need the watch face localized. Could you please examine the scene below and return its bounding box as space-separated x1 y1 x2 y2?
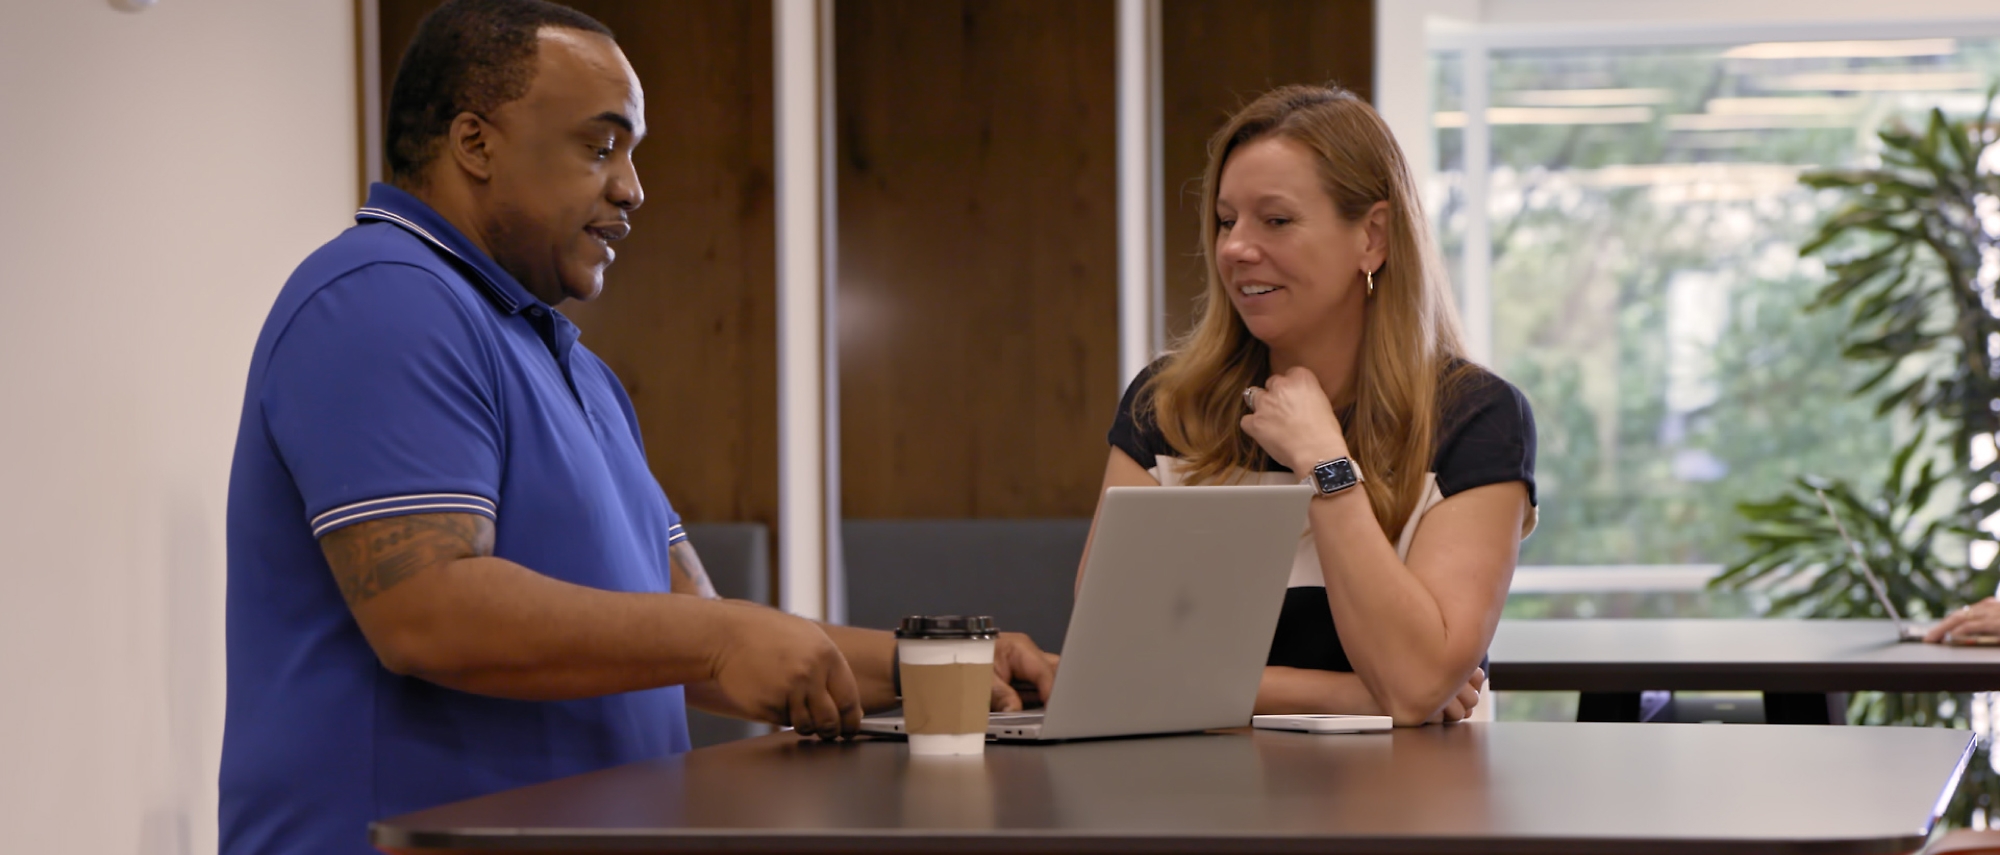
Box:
1314 458 1357 494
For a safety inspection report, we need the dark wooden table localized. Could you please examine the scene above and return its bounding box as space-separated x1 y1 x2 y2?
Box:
1488 619 2000 724
373 722 1975 855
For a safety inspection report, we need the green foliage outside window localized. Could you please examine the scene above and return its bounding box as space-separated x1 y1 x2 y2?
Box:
1438 41 2000 823
1715 93 2000 826
1435 43 2000 569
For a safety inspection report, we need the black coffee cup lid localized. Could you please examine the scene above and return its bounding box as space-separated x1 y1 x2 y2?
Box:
896 615 997 639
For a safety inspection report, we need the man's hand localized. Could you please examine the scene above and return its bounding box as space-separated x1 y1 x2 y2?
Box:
989 632 1060 712
707 601 864 740
1926 599 2000 644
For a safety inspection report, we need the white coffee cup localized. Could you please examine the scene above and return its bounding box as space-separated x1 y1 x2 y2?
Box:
895 616 997 756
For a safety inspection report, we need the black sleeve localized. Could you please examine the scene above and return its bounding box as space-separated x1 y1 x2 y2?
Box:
1432 369 1538 506
1108 359 1178 471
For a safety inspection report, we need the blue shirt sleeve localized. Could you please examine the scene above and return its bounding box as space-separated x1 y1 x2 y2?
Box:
261 263 504 537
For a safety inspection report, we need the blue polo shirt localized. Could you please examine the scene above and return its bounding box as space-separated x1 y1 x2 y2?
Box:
221 184 692 855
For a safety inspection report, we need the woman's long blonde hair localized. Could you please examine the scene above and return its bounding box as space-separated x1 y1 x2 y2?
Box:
1145 84 1471 537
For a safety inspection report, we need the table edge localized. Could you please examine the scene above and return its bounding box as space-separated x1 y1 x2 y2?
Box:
370 824 1935 855
1488 661 2000 692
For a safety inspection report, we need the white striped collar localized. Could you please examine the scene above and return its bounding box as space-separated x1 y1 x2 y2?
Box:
352 184 538 315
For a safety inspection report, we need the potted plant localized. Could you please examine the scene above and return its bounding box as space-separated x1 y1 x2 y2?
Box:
1717 89 2000 823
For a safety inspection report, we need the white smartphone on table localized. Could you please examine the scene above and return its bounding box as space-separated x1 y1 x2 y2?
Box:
1251 714 1393 734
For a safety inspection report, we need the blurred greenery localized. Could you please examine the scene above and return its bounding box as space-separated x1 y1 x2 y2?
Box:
1435 40 2000 824
1714 92 2000 825
1428 44 1989 567
1716 437 1972 621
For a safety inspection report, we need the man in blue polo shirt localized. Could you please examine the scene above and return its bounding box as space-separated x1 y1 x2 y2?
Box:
221 3 1055 854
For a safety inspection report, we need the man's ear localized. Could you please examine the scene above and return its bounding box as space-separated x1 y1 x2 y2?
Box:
445 111 496 183
1361 200 1392 271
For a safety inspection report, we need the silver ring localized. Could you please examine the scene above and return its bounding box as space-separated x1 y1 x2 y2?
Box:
1243 386 1258 411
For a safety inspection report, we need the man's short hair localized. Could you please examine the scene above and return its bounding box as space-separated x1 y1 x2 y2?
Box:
385 0 614 186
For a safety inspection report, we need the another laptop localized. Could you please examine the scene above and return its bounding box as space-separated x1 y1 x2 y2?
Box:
861 484 1312 742
1814 488 1931 642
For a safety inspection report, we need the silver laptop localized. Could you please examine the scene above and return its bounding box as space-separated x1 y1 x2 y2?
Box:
861 484 1312 742
1814 488 1931 642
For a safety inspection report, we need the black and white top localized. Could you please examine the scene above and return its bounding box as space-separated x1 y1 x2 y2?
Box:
1108 359 1538 672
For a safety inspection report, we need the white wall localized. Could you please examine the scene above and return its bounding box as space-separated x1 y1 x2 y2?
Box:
0 2 357 853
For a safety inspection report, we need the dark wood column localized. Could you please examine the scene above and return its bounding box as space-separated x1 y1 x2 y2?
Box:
376 1 779 566
1159 0 1376 340
834 0 1121 520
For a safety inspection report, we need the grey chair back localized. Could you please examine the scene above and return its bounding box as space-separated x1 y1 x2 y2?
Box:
680 522 772 748
683 522 771 602
842 518 1088 653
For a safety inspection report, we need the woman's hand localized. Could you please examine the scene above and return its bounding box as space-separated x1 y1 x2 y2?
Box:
1255 666 1484 726
1925 599 2000 644
1429 668 1484 724
1240 366 1351 475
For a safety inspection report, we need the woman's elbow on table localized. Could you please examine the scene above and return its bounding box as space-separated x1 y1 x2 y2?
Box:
1383 695 1448 728
1376 667 1484 727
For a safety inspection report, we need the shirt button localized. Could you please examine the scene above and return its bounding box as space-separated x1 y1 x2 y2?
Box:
529 307 544 317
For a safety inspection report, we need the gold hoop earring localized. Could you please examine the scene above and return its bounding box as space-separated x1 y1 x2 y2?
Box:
1365 268 1376 297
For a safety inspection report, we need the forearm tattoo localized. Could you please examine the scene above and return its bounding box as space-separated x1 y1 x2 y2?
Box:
669 541 721 599
319 513 496 607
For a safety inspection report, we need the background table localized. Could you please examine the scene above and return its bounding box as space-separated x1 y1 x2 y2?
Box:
373 722 1974 855
1488 619 2000 724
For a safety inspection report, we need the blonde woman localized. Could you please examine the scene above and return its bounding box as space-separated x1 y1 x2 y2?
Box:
1088 85 1537 726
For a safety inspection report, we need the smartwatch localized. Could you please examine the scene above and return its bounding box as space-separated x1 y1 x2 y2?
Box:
1305 457 1363 498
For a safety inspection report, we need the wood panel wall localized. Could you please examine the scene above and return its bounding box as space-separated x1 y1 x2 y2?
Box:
1158 0 1376 340
371 0 1375 530
377 1 779 540
834 0 1120 520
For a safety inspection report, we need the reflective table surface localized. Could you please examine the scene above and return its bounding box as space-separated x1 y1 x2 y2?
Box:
374 721 1974 854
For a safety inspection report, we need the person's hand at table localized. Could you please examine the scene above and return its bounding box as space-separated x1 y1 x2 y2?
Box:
989 631 1061 712
1428 668 1485 724
1924 598 2000 644
706 600 863 740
